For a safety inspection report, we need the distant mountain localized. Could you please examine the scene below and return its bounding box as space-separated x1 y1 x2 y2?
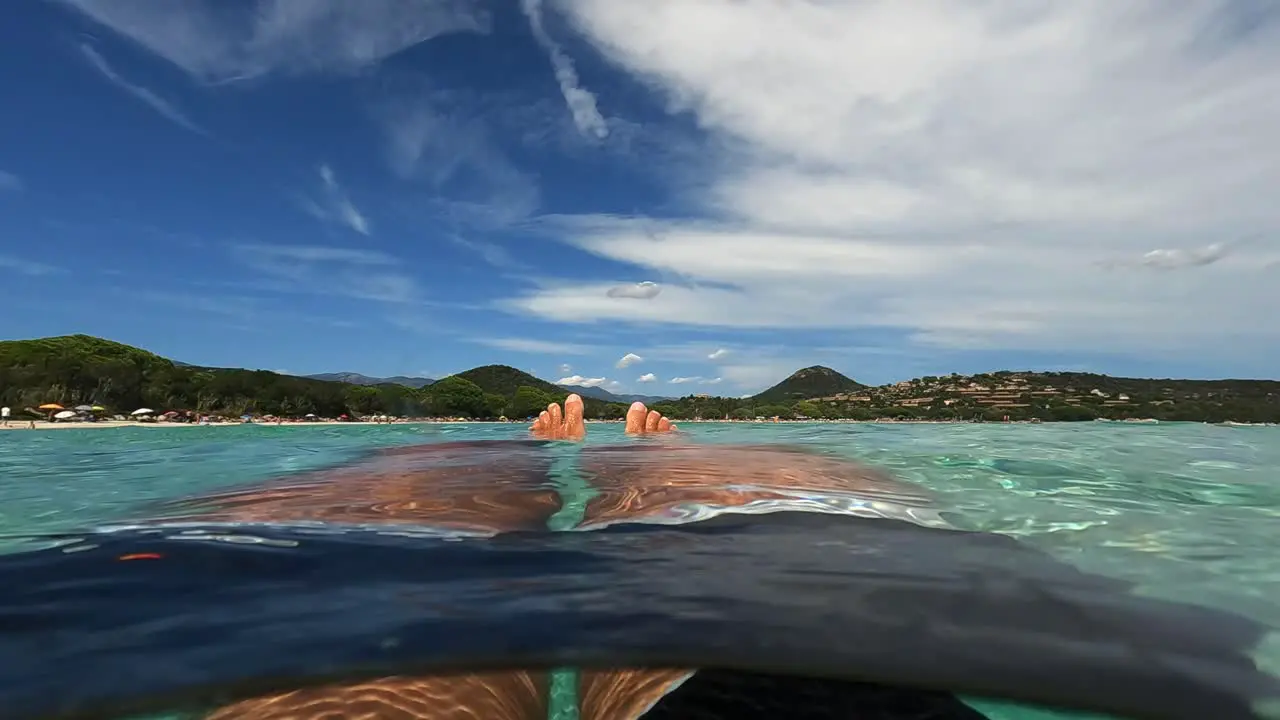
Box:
752 365 866 402
559 384 671 404
304 372 434 388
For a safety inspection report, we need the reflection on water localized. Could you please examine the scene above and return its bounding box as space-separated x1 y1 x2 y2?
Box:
146 440 945 720
2 430 1279 720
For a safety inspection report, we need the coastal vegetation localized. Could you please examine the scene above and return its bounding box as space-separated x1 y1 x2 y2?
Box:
1 335 1278 423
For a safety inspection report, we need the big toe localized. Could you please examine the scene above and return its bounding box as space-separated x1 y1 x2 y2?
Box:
563 394 586 439
625 402 648 434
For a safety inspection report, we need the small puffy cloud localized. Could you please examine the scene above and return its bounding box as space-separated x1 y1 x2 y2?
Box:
615 352 644 368
701 377 723 385
1098 243 1232 271
559 363 573 374
1139 243 1228 270
605 280 661 299
707 348 729 360
669 376 700 384
636 372 657 383
558 374 607 387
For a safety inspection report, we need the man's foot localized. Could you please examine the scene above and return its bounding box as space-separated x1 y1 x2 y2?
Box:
530 396 676 439
624 401 677 435
530 393 587 440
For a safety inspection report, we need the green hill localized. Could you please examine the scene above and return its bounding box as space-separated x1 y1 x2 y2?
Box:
450 365 619 417
752 366 866 403
4 335 1278 423
0 335 401 417
454 365 565 398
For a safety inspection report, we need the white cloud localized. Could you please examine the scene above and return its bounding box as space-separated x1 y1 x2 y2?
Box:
636 372 656 383
557 374 607 388
605 280 661 299
0 170 22 192
559 363 573 374
508 1 1280 358
55 0 488 83
470 337 592 355
701 377 723 385
78 44 207 136
306 164 370 235
0 256 63 276
519 0 608 139
668 376 699 384
615 352 643 369
707 347 729 360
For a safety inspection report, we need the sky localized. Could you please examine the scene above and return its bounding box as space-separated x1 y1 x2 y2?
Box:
2 1 1278 395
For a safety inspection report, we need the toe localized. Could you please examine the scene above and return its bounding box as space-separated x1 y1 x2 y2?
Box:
625 402 648 434
564 394 585 439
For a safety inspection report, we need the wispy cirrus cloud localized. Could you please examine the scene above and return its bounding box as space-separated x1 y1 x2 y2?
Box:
54 0 489 84
300 164 370 235
0 256 63 276
378 87 541 230
229 243 419 304
518 0 608 139
0 170 21 192
77 44 208 136
470 337 593 355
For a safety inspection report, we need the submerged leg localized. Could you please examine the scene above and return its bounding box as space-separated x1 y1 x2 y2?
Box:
204 673 548 720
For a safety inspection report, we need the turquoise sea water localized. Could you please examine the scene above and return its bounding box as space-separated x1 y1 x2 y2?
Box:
2 420 1278 720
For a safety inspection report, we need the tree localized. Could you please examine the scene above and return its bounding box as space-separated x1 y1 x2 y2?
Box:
793 400 823 419
508 386 556 419
425 376 490 418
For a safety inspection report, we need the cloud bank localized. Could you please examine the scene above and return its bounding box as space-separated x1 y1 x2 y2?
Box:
507 0 1280 358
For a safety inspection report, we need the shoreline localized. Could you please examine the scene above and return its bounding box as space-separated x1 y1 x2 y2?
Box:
1 418 1272 432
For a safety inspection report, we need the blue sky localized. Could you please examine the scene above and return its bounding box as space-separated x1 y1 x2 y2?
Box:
2 1 1278 394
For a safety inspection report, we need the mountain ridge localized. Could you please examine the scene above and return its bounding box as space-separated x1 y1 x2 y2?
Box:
304 372 434 388
3 335 1279 422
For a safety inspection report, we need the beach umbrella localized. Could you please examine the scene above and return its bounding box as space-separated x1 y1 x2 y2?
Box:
91 406 106 412
305 413 317 418
38 403 64 411
131 408 154 416
53 410 76 420
74 405 93 412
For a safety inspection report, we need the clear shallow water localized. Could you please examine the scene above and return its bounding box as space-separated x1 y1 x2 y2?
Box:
1 421 1279 720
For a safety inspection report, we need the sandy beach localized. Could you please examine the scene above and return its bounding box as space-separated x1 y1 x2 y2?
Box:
0 420 434 431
